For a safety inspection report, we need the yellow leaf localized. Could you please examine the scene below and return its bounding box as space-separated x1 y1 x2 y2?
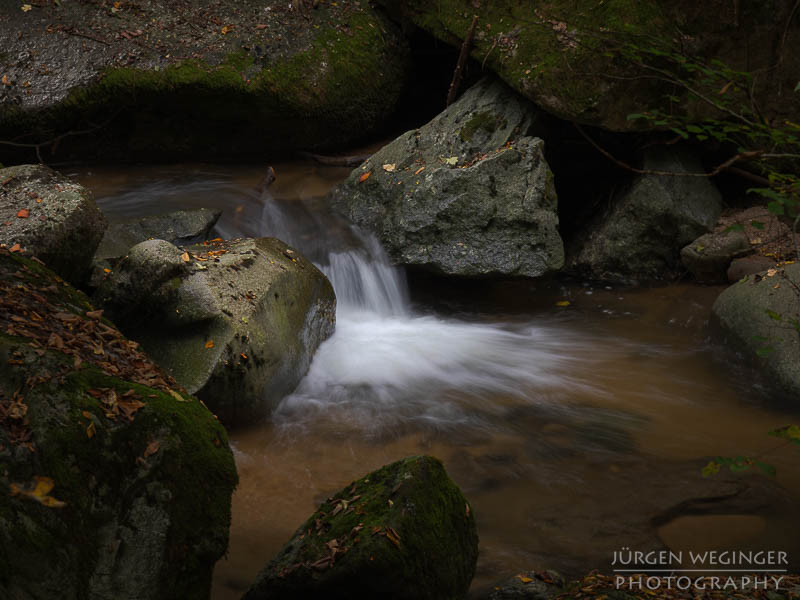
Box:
221 25 230 34
21 4 32 12
516 575 533 583
382 163 396 172
180 251 190 262
441 156 458 166
555 300 571 307
168 389 189 402
86 422 96 438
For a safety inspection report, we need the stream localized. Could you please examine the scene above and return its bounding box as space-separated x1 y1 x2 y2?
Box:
73 162 800 598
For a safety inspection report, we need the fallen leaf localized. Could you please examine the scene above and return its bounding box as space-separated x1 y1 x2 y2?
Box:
85 309 103 320
1 75 9 85
180 251 190 263
16 209 29 218
382 163 396 172
86 421 96 438
358 171 372 183
205 340 214 349
555 300 571 307
21 5 32 13
256 23 267 29
10 476 66 507
766 268 778 277
414 166 425 175
441 156 458 165
143 440 160 458
9 244 22 253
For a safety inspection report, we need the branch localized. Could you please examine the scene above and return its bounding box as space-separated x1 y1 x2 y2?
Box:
573 122 763 177
447 15 479 106
0 110 123 164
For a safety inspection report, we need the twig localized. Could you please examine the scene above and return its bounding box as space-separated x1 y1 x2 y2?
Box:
0 110 123 164
61 26 111 46
447 15 479 107
573 122 763 177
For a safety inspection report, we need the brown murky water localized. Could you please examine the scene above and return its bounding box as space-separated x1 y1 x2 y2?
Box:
71 163 800 599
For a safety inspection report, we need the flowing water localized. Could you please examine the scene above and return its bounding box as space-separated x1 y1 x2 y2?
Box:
73 163 800 598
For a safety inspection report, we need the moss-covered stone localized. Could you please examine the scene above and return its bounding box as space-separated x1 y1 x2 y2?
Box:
0 2 410 163
381 0 800 131
0 249 237 599
244 455 478 600
0 164 107 287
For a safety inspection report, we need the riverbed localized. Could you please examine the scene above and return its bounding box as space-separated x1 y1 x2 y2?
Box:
72 162 800 598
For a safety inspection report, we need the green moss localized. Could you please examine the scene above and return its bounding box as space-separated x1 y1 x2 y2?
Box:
460 110 506 142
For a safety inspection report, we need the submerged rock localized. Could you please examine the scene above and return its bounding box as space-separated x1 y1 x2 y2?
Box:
0 248 237 600
569 146 722 282
94 237 336 424
0 164 106 285
711 263 800 397
329 78 563 278
244 455 478 600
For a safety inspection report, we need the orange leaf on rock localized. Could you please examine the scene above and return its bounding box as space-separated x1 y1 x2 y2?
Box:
16 209 29 218
205 340 214 349
143 440 160 458
86 421 96 438
358 171 371 183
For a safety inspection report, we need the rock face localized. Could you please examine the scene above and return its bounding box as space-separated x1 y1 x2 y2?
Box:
0 248 237 600
569 147 722 282
94 237 336 424
381 0 800 131
0 164 106 285
329 78 563 278
0 2 409 162
95 207 221 262
244 455 478 600
712 263 800 397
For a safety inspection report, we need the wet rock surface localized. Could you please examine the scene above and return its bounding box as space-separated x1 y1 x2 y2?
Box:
0 164 106 286
244 455 478 600
0 248 237 600
94 236 336 425
329 78 563 278
568 146 722 283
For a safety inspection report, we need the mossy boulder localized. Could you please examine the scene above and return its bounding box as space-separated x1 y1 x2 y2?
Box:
94 237 336 425
0 248 237 600
329 77 563 278
244 455 478 600
0 164 106 286
0 2 410 163
380 0 800 131
711 263 800 398
568 146 722 283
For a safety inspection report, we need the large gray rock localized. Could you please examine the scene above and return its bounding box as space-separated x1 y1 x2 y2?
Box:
712 263 800 397
0 248 237 600
95 207 221 262
569 147 722 282
329 78 564 278
94 237 336 424
0 164 106 285
681 229 750 283
244 455 478 600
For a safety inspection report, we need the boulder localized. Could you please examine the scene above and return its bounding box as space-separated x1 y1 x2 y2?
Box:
95 207 221 262
0 2 409 163
727 255 777 282
0 248 237 600
568 146 722 282
244 455 478 600
380 1 800 132
0 164 106 285
711 263 800 397
94 237 336 424
680 230 750 283
329 78 564 278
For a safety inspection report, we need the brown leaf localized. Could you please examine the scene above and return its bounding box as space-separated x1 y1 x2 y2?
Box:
358 171 371 183
16 209 29 218
86 421 96 438
143 440 160 458
180 251 190 262
85 309 103 320
204 340 214 349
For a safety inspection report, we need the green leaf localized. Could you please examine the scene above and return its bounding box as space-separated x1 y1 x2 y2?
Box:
750 220 765 230
795 81 800 92
755 462 777 477
686 125 704 133
769 425 800 441
702 461 721 477
756 346 775 358
765 309 782 321
671 127 689 139
724 224 746 233
627 113 647 121
768 201 786 216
